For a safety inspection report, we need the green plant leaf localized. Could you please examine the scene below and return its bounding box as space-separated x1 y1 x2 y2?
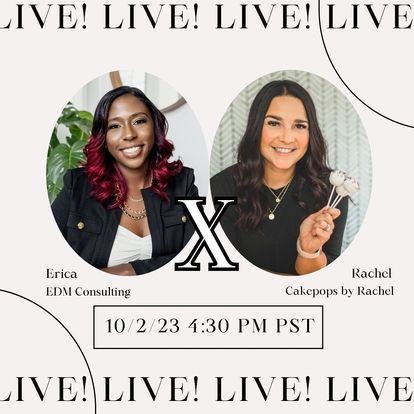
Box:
78 110 93 122
58 105 77 124
49 130 60 149
47 102 93 202
69 124 89 142
48 129 60 157
47 141 86 187
67 126 83 145
47 176 64 203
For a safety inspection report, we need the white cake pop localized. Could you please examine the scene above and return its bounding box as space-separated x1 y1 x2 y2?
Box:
343 177 360 195
332 177 362 208
329 170 346 186
327 170 347 207
335 184 349 197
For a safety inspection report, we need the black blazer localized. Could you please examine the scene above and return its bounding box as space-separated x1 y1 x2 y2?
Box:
51 167 197 274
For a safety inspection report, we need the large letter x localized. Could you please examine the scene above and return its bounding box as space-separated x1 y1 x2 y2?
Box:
175 197 239 271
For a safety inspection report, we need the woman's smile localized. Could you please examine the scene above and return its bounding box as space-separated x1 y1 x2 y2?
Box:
119 144 145 158
271 146 297 154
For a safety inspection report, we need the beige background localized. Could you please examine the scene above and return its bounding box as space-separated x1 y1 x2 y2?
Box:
0 0 413 413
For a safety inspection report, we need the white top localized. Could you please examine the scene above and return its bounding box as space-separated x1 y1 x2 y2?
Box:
107 226 152 267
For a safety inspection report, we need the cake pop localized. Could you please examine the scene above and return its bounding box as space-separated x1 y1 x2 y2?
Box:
327 170 347 207
332 177 360 208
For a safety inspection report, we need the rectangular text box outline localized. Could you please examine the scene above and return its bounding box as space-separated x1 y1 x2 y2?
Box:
93 305 324 350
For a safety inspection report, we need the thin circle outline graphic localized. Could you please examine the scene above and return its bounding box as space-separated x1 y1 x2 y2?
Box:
0 289 97 414
318 0 414 129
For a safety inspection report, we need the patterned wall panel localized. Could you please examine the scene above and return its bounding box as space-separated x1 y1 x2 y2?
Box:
210 71 372 250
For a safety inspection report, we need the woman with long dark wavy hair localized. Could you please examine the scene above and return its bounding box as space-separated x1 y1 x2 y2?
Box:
211 80 347 275
52 86 197 276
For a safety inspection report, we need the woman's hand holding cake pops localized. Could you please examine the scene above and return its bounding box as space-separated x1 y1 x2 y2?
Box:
295 169 360 273
298 206 342 259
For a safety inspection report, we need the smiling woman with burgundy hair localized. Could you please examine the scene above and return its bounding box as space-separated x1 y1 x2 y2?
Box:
211 80 348 275
52 86 197 276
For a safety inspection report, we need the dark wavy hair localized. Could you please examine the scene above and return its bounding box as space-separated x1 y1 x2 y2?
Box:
235 79 331 229
84 86 182 207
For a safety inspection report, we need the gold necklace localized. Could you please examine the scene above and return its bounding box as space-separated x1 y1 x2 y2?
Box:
119 203 147 220
264 178 293 220
123 203 146 215
128 195 144 202
115 183 148 221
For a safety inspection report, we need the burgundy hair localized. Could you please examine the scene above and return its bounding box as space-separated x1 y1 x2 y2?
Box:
84 86 182 208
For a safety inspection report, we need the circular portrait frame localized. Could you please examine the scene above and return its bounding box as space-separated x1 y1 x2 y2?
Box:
210 70 372 276
47 70 208 276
